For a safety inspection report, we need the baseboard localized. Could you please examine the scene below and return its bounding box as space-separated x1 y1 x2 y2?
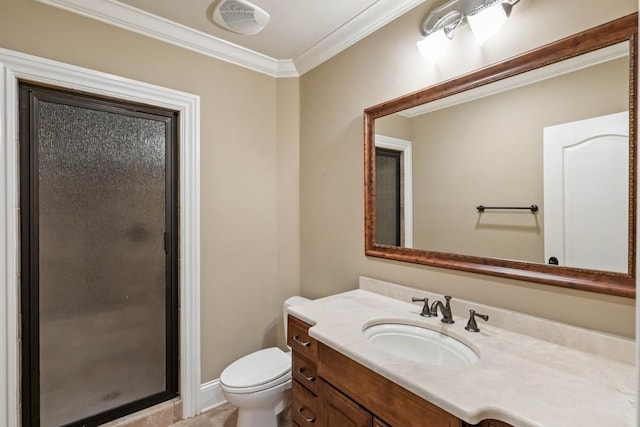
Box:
198 379 227 414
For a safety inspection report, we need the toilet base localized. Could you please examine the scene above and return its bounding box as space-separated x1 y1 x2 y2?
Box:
223 383 291 427
237 408 279 427
236 391 290 427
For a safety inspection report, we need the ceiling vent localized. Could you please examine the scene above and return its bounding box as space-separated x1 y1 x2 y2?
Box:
212 0 270 35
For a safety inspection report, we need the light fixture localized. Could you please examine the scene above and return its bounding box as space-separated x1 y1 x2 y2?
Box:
417 0 518 61
417 10 462 62
417 30 452 62
467 2 513 45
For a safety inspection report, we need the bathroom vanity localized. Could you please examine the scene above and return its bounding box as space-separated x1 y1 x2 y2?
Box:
287 279 636 427
288 315 508 427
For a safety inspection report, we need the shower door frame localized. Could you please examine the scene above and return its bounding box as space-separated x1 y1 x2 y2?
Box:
19 83 180 427
0 48 202 427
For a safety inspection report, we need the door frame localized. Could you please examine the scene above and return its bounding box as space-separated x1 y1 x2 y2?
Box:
0 47 202 426
374 135 413 248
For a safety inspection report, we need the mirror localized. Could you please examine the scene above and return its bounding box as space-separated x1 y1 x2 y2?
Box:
364 14 637 298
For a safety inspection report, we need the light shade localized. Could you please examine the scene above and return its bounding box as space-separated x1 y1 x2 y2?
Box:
467 2 510 46
417 29 452 62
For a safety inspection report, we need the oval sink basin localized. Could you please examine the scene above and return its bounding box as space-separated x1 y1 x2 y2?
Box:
363 323 478 367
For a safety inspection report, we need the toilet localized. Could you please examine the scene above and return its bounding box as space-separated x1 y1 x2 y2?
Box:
220 296 310 427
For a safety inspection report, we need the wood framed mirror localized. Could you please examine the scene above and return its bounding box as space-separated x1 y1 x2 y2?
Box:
364 13 637 298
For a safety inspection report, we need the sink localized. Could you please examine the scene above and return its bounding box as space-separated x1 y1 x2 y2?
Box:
363 323 478 367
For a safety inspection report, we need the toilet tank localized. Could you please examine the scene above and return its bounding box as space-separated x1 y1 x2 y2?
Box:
283 296 310 344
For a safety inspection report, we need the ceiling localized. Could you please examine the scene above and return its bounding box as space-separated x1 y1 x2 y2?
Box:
35 0 427 77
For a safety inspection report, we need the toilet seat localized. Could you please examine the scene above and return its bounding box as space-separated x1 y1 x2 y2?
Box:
220 347 291 394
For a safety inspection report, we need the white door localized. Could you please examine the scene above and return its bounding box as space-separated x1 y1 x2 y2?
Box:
543 112 629 273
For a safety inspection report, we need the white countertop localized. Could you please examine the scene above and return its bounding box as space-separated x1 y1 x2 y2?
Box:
288 288 636 427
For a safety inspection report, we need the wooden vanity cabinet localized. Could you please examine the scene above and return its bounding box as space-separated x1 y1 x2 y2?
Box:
318 338 460 427
288 315 388 427
287 315 511 427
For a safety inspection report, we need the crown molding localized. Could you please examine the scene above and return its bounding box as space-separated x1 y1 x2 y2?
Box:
293 0 426 75
35 0 426 78
34 0 299 77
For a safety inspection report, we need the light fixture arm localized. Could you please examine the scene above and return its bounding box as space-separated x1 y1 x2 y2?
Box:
419 0 517 38
421 9 464 38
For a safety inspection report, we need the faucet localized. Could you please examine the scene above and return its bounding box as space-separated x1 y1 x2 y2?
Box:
430 296 454 324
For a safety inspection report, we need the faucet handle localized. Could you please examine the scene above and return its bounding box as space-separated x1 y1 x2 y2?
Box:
465 309 489 332
411 297 434 317
443 295 452 311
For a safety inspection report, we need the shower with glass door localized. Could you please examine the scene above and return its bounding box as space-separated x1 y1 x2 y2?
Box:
19 83 179 427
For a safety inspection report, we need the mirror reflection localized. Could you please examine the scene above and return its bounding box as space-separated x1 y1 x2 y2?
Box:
374 42 630 273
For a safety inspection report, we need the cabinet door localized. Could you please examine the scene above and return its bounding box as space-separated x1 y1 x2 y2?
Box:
319 379 373 427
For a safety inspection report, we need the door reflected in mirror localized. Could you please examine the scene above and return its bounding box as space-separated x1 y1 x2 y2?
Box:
364 14 637 297
374 42 629 273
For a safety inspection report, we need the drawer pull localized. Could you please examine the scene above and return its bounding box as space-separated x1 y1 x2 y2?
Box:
297 407 316 423
293 335 311 347
297 368 316 382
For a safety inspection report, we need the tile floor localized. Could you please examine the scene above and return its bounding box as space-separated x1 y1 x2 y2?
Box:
169 404 237 427
170 404 292 427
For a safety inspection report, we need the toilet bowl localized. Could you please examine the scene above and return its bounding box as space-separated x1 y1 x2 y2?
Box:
220 296 310 427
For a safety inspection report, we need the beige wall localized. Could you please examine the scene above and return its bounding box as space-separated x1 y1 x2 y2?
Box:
375 114 411 141
1 0 636 393
405 58 628 262
276 77 302 347
0 0 300 382
300 0 637 337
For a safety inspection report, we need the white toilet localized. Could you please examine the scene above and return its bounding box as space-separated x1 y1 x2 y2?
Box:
220 296 310 427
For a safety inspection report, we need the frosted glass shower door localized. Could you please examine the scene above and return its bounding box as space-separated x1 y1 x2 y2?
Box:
20 84 178 427
375 148 402 246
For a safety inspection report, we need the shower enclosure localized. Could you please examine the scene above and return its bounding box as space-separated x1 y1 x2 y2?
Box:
19 84 179 427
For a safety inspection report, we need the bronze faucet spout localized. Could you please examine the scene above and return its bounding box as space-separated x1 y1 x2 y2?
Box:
430 296 454 324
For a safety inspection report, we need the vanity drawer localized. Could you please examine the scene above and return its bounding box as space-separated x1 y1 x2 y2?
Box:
288 315 318 362
292 352 318 394
293 380 319 426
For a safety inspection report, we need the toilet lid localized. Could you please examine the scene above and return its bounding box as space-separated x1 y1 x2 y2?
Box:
220 347 291 390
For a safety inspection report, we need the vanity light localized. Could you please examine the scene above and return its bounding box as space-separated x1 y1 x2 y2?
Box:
467 1 513 45
417 0 518 61
417 10 461 62
417 29 453 62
